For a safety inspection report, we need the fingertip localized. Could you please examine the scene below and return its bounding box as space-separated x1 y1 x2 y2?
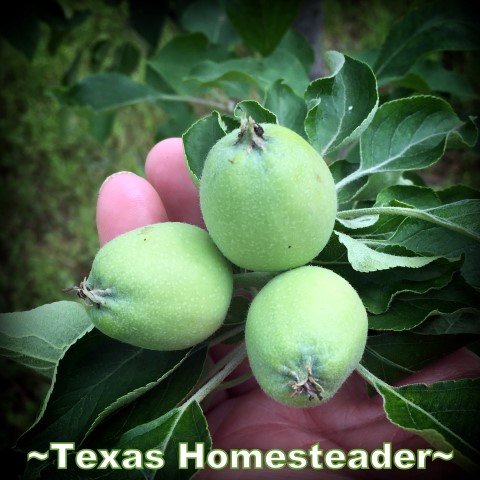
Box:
96 171 168 246
145 138 205 228
145 138 184 181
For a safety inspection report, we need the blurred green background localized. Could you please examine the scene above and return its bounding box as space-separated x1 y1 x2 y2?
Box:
1 1 163 315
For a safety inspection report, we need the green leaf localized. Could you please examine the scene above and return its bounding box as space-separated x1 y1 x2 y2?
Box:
335 231 439 273
265 80 307 137
40 411 203 479
305 51 378 155
87 347 207 447
362 331 472 386
374 0 480 83
389 71 431 94
336 96 478 192
369 279 480 330
234 100 277 124
313 231 348 265
88 110 116 144
352 172 413 203
190 59 259 98
446 117 479 150
118 401 210 480
276 28 314 75
112 42 141 75
16 330 194 453
375 185 442 209
386 200 480 288
31 349 208 480
222 0 302 55
148 32 228 95
182 111 239 184
336 213 379 230
0 301 92 379
59 73 158 111
409 59 479 101
437 184 480 204
143 83 198 139
330 159 368 205
402 200 479 241
338 186 479 249
359 365 480 470
181 0 239 46
331 161 417 206
413 310 480 336
324 258 460 315
190 49 310 98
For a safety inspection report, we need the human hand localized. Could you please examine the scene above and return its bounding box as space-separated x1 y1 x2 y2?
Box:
96 138 480 479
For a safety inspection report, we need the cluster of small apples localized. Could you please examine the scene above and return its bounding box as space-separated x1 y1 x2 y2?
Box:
77 117 368 407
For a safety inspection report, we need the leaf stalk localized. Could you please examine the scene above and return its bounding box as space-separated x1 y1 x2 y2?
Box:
185 343 247 407
337 206 480 242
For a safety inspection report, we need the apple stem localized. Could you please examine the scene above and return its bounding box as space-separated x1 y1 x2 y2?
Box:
233 271 279 289
209 324 245 347
216 372 253 391
236 113 265 151
185 342 247 407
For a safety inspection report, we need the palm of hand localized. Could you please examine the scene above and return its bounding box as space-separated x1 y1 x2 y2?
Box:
201 349 476 479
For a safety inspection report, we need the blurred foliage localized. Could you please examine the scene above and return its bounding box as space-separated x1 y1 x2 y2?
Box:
322 0 419 53
0 1 166 313
0 358 50 449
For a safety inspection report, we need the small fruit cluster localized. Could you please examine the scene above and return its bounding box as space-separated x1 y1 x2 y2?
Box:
77 117 368 408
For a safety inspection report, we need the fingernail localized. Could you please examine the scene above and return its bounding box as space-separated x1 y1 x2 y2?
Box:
99 171 132 195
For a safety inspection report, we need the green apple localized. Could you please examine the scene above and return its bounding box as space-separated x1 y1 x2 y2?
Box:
245 266 368 407
77 222 233 350
200 118 337 272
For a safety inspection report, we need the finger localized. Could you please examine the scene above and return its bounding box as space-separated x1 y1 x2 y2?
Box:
96 171 168 246
145 138 205 228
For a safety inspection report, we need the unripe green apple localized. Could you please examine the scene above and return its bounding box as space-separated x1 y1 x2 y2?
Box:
199 118 337 272
77 222 233 350
245 266 368 407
